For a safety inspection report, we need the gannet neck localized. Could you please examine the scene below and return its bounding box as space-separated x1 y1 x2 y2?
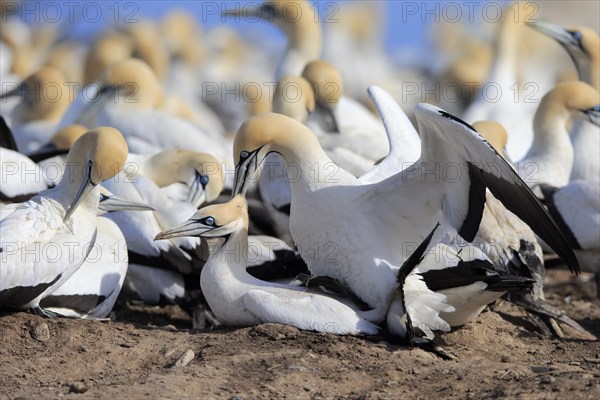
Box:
579 27 600 90
235 113 348 192
272 0 322 76
486 2 526 86
124 21 169 81
532 81 600 156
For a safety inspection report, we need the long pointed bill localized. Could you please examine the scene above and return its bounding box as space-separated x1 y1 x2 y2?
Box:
527 21 576 46
154 220 213 240
64 162 95 221
527 21 588 79
318 103 340 134
587 106 600 127
98 194 155 213
233 152 258 196
189 171 208 208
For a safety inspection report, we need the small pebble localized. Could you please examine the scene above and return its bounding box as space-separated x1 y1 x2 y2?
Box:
69 382 88 394
172 349 195 368
30 323 50 342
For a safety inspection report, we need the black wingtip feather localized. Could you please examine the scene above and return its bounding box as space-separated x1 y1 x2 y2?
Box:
397 223 440 284
476 168 580 275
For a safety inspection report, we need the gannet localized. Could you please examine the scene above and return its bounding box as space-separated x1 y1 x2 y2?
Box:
102 149 224 327
351 90 557 332
517 81 600 188
75 58 230 162
259 76 375 243
224 0 321 78
155 195 379 336
537 181 600 297
462 2 538 161
528 22 600 183
39 188 153 318
0 66 70 154
468 120 587 335
0 127 128 315
231 107 578 336
302 60 389 164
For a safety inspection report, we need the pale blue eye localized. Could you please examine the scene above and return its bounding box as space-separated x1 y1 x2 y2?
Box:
204 217 215 226
240 151 250 159
200 175 209 186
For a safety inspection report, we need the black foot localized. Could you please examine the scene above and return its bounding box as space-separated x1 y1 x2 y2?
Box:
595 273 600 299
411 338 456 360
30 307 60 318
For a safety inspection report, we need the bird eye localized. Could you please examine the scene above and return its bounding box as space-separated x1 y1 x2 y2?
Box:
200 175 210 186
240 151 250 160
202 217 216 226
569 30 583 46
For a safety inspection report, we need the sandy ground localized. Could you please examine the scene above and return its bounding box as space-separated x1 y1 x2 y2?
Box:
1 269 599 400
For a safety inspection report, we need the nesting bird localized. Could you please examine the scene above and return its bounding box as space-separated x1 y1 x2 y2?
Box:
0 127 128 315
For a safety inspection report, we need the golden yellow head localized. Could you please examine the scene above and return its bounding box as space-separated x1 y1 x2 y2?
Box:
66 127 129 185
536 81 600 130
145 149 225 206
472 121 508 153
154 195 249 240
17 66 69 122
100 58 163 109
84 31 133 85
301 60 343 107
51 124 88 150
273 75 315 123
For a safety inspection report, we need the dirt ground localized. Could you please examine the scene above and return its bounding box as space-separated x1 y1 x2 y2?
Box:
1 269 599 400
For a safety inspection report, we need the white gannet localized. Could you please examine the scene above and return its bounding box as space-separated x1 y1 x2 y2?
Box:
537 181 600 297
224 0 321 78
467 121 586 335
517 81 600 188
0 66 70 154
348 90 555 332
0 127 128 315
259 76 374 244
39 188 153 318
155 195 379 336
73 58 230 162
462 2 539 161
231 107 578 336
302 60 389 163
528 22 600 183
102 149 224 327
356 91 536 329
0 116 47 203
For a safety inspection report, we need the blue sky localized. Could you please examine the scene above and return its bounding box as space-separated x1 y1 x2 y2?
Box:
13 0 506 55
